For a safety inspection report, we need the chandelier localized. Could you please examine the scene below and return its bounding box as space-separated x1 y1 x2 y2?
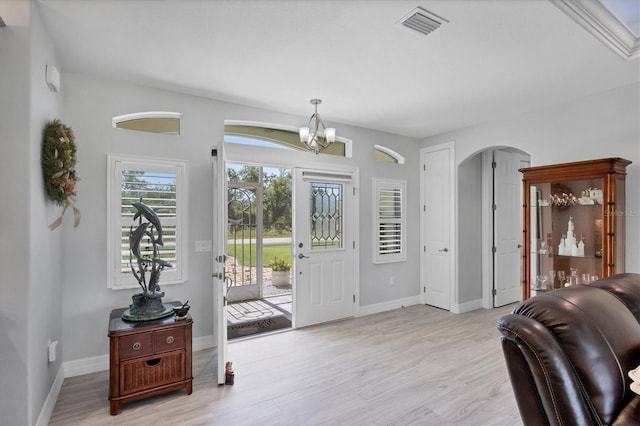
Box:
299 99 336 154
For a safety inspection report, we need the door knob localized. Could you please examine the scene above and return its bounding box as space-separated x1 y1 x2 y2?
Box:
298 253 309 259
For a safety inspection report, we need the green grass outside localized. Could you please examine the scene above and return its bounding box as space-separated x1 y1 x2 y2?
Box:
227 229 291 239
227 243 292 268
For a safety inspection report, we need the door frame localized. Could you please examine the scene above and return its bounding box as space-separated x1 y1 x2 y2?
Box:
419 142 456 310
222 125 360 325
212 143 228 385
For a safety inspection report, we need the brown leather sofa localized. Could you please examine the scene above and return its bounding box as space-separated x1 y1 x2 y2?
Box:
497 273 640 425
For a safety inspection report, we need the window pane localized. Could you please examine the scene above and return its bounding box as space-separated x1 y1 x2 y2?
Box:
120 170 177 273
374 149 398 163
373 178 406 263
309 182 343 250
113 112 181 135
379 223 402 254
379 188 401 218
225 125 347 157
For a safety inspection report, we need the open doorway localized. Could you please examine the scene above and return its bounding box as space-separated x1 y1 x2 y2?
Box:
457 147 530 311
225 163 293 339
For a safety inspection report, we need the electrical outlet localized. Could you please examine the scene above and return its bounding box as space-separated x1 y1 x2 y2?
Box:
195 240 212 252
48 340 58 363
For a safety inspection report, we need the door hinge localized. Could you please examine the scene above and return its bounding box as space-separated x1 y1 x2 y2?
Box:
423 246 426 252
353 294 356 303
423 164 426 171
213 272 224 280
492 288 497 296
353 187 356 196
353 241 356 249
492 204 497 211
423 286 426 293
216 254 227 263
492 161 497 168
492 246 497 254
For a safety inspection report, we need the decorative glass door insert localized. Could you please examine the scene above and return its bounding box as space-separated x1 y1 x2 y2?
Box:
309 182 342 250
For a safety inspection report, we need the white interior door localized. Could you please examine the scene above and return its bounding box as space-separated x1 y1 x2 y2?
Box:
212 144 228 385
293 169 356 328
493 150 523 307
421 145 453 310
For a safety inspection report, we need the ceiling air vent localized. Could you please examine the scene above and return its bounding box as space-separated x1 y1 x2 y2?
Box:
396 6 448 37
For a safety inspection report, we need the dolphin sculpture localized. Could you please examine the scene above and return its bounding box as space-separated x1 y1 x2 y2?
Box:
148 258 173 293
129 222 149 260
132 202 164 246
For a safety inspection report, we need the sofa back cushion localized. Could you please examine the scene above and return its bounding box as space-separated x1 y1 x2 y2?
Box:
513 284 640 424
590 273 640 320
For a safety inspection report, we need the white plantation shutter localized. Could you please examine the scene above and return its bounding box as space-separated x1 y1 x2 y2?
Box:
373 179 407 263
107 156 188 289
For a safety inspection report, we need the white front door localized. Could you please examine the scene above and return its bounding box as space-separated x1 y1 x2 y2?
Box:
421 144 454 310
212 144 228 385
293 169 356 328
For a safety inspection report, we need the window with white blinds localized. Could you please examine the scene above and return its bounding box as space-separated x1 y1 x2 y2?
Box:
373 178 407 263
107 155 188 289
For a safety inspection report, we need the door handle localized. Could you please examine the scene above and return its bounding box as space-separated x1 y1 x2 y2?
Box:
298 253 309 259
438 248 448 252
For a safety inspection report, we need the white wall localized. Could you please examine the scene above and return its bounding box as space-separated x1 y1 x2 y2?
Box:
457 153 483 303
422 83 640 290
0 0 64 423
0 2 31 423
60 72 421 362
28 2 64 422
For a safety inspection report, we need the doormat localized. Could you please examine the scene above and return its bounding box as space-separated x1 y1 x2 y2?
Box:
227 315 291 339
227 299 292 339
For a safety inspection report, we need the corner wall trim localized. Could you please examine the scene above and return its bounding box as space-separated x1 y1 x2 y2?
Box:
451 298 483 314
35 365 64 426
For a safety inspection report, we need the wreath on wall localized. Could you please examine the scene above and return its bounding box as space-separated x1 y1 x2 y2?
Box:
42 119 81 229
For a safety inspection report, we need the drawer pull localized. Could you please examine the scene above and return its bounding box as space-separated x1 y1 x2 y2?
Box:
166 336 175 344
132 342 142 351
146 358 161 367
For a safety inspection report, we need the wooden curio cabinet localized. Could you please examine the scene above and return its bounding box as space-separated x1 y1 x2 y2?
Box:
520 158 630 300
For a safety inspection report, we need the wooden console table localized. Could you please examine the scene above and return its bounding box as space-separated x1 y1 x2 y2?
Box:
108 302 192 415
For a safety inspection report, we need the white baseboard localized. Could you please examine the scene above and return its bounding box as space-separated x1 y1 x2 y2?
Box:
36 364 64 426
357 295 422 317
452 298 483 314
193 334 215 351
63 354 109 378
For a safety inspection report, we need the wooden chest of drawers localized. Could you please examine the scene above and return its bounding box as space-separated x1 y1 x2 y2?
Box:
108 303 192 415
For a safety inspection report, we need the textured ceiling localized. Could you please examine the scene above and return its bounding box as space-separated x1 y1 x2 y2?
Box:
37 0 640 139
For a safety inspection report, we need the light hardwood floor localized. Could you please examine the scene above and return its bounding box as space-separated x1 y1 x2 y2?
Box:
49 303 522 425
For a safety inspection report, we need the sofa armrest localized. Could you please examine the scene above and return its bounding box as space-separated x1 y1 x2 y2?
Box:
498 314 593 426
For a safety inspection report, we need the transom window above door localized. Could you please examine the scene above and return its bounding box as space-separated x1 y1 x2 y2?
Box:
224 124 347 157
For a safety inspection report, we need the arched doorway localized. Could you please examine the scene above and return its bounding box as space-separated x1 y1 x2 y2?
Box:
458 147 530 309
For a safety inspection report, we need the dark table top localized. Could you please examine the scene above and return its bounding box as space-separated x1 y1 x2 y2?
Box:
108 301 192 335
